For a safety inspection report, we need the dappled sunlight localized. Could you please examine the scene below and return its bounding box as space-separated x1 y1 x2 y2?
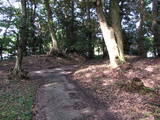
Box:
44 82 58 87
84 78 93 83
30 68 62 75
72 58 160 120
74 68 92 74
143 75 160 88
85 73 92 78
34 70 44 74
74 64 106 75
145 66 154 72
0 0 159 119
143 79 156 88
80 107 94 115
102 79 115 86
59 71 72 75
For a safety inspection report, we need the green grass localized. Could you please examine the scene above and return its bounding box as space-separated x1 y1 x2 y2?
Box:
0 80 38 120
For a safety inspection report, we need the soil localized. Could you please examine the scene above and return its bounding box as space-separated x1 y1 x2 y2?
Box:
0 55 160 120
32 66 118 120
72 56 160 120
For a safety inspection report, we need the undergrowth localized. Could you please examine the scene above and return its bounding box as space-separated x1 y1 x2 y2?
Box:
0 80 37 120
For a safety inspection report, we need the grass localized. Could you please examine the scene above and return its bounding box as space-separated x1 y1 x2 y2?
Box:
0 80 38 120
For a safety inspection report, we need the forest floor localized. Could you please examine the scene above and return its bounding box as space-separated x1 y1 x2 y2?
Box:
0 54 85 120
71 56 160 120
0 55 160 120
33 65 116 120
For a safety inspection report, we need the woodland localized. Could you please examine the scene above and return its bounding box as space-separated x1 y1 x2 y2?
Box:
0 0 160 120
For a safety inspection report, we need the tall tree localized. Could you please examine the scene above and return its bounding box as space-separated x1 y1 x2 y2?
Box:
28 0 37 54
44 0 59 55
152 0 160 56
110 0 125 61
137 0 146 56
64 0 76 51
95 0 125 68
69 0 76 48
86 0 94 58
11 0 28 79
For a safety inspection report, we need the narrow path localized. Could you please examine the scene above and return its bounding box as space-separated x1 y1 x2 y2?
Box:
31 65 117 120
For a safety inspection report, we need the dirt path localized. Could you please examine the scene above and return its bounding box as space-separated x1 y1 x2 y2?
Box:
31 65 118 120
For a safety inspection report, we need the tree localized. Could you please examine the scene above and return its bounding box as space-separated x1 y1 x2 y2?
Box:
27 0 38 55
0 0 157 69
66 0 76 51
95 0 125 67
86 0 94 58
10 0 28 79
152 0 160 56
44 0 59 55
110 0 125 61
137 0 146 56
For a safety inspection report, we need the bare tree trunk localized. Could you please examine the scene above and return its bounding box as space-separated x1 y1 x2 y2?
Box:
10 0 28 79
96 0 124 68
137 19 145 56
30 0 37 55
70 0 75 47
38 38 44 54
44 0 59 56
87 0 94 59
152 0 160 56
65 0 76 52
110 0 125 62
102 42 108 58
0 41 2 60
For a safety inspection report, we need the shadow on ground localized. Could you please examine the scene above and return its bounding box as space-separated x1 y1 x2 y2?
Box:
32 65 121 120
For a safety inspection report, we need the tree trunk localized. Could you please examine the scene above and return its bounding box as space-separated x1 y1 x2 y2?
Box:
101 37 109 58
152 0 160 56
70 0 75 47
88 32 94 59
30 0 37 55
110 0 125 61
65 0 76 52
87 0 94 59
96 0 124 68
137 18 145 56
44 0 59 55
136 0 146 57
0 41 2 60
10 0 28 79
38 38 44 54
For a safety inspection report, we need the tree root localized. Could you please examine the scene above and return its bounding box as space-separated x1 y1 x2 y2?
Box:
46 50 67 58
8 69 29 80
117 77 155 94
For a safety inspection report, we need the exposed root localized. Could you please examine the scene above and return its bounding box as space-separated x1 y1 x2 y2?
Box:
129 77 144 89
8 69 28 80
47 50 67 58
118 77 155 94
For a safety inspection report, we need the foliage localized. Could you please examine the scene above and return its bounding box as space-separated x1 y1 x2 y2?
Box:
0 0 158 59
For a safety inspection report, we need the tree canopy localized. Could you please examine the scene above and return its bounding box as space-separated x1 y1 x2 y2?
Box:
0 0 159 76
